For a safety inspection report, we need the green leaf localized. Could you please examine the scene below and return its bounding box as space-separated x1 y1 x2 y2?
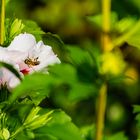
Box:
68 83 97 101
23 20 45 40
5 18 25 46
114 17 137 33
80 125 95 140
9 19 24 39
105 132 128 140
133 105 140 138
49 64 77 84
34 110 85 140
87 12 118 29
49 63 98 101
9 73 61 105
67 45 94 65
133 105 140 113
135 113 140 138
6 0 10 5
35 134 58 140
23 107 53 130
43 33 66 61
113 20 140 48
125 24 140 49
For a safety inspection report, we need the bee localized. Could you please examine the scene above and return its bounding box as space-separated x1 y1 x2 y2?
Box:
24 57 40 67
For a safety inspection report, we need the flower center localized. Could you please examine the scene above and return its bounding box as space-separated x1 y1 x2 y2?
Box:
20 69 30 75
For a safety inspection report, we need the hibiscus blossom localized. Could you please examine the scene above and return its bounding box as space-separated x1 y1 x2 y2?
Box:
0 33 60 88
7 33 60 74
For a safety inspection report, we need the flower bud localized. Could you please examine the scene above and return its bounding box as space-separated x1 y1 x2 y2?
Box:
10 19 24 38
0 128 10 140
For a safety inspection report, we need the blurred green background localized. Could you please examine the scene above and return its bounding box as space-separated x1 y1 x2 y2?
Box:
6 0 140 139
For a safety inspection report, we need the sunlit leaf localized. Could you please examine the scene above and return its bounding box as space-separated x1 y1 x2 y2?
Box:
125 26 140 49
6 0 10 5
114 17 137 33
113 20 140 48
34 110 85 140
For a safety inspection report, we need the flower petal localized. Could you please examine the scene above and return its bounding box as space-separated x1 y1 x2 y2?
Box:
0 68 20 88
8 76 20 88
8 33 36 52
31 41 60 71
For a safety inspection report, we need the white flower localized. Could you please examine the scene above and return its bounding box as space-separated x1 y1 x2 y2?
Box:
8 33 61 73
0 33 60 88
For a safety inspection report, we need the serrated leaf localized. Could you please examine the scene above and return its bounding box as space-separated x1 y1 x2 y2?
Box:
34 110 85 140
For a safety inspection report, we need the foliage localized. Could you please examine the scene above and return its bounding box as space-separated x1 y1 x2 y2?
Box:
0 0 140 140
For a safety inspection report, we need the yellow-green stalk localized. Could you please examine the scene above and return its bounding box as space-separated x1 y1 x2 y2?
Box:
95 0 111 140
0 0 5 45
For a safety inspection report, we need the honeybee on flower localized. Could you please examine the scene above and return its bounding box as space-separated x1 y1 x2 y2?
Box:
24 57 40 67
0 33 60 88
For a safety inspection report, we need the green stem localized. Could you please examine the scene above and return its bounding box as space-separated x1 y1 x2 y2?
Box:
101 0 111 52
0 0 5 45
95 0 111 140
95 83 107 140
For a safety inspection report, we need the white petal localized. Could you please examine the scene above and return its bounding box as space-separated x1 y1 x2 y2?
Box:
8 33 36 52
32 42 60 71
8 76 20 88
0 63 21 89
7 50 27 63
0 47 9 61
